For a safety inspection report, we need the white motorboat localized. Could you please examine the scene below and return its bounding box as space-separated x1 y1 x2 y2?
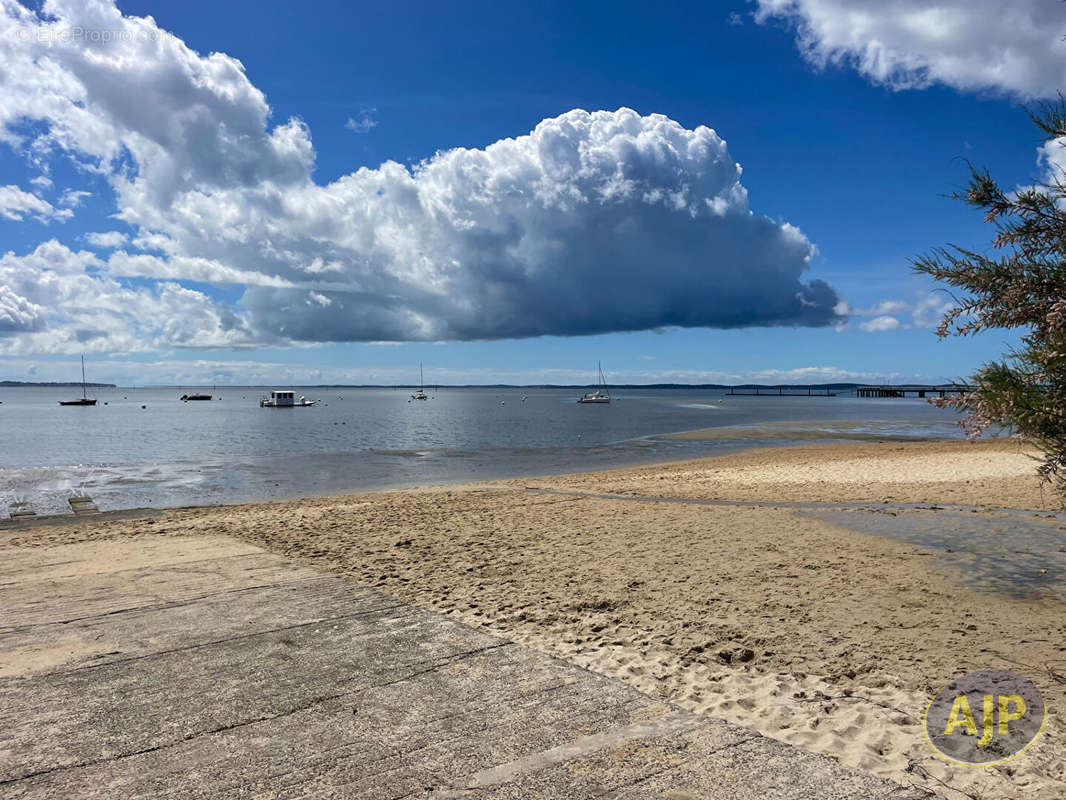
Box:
578 362 611 404
260 390 318 407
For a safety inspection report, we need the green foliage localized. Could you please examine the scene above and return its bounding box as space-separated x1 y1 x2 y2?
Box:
913 99 1066 502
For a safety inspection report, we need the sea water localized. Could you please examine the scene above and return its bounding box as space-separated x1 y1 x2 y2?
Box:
0 386 965 515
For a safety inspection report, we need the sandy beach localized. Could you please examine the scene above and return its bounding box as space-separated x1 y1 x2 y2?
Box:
3 438 1064 800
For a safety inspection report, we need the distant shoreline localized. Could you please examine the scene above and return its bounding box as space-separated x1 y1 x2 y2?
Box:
0 381 117 388
1 382 866 390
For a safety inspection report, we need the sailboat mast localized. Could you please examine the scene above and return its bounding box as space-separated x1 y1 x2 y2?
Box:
81 355 86 399
420 362 424 391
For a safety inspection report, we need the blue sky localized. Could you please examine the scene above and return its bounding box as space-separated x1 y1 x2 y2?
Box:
0 0 1062 385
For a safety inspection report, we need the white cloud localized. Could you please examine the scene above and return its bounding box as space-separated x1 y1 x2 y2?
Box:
859 315 901 332
845 291 956 332
0 284 45 333
84 230 127 248
911 292 955 329
755 0 1066 98
58 188 90 207
104 251 295 288
0 0 842 351
0 240 257 353
0 0 312 203
129 231 174 253
852 299 909 316
0 184 71 222
345 109 378 133
1039 133 1066 187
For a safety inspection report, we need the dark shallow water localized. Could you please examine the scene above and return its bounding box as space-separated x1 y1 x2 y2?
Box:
810 507 1066 600
0 386 965 515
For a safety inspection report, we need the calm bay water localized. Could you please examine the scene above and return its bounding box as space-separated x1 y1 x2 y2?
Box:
0 386 965 515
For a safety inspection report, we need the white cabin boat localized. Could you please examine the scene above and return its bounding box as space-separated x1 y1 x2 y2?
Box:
260 390 318 407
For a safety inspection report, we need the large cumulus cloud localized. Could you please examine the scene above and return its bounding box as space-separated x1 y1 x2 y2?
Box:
236 109 839 341
0 0 842 350
754 0 1066 98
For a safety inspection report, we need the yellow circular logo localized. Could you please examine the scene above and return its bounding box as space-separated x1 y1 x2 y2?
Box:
924 670 1046 766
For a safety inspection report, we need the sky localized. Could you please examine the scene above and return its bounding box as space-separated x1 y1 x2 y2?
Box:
0 0 1064 386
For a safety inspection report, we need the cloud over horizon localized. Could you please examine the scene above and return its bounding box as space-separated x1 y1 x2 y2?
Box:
0 0 842 353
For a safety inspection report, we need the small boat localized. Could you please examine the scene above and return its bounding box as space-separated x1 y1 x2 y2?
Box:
260 390 318 407
411 362 428 400
577 361 611 404
59 356 97 406
181 393 212 401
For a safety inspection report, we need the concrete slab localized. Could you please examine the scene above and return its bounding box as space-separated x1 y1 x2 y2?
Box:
0 535 934 799
67 496 100 516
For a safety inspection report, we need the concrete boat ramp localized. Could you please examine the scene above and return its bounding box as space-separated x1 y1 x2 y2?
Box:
0 533 930 799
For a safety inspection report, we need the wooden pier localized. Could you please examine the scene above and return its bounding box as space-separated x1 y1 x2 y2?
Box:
727 386 836 397
855 384 972 398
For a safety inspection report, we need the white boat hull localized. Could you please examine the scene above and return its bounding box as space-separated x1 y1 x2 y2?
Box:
577 362 611 404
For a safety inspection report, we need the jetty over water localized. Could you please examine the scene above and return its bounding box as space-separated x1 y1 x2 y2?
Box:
856 384 972 398
726 386 837 397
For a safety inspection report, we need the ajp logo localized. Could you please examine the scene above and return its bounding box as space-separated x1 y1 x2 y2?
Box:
924 670 1046 766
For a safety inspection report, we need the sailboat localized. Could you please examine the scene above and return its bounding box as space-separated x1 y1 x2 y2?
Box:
59 356 97 406
577 362 611 404
411 362 428 400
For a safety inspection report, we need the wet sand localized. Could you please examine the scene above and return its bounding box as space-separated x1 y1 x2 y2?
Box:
3 438 1064 799
654 424 932 443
